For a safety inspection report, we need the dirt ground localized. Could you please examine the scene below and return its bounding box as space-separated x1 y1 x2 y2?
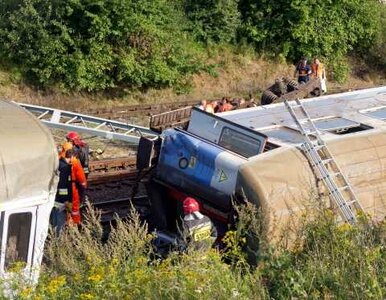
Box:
52 129 137 160
2 56 385 112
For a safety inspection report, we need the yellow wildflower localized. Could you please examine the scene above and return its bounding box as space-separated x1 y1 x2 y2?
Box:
19 287 32 299
337 223 352 233
80 293 96 300
46 275 66 295
88 274 102 283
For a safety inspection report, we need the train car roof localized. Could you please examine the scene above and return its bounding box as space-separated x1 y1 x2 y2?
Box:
0 100 58 205
217 86 386 146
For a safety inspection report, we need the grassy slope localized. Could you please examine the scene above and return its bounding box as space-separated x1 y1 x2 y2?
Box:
0 50 385 112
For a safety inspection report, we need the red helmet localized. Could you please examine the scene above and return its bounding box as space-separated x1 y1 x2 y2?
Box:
66 131 80 142
183 197 200 214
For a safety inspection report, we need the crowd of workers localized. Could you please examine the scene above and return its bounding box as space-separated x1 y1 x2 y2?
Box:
197 96 257 114
198 57 326 113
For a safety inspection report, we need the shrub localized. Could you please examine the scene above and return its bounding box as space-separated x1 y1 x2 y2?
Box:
238 0 381 81
0 0 206 91
4 199 386 299
183 0 241 44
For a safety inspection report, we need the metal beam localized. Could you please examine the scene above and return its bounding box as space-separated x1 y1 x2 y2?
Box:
16 102 159 144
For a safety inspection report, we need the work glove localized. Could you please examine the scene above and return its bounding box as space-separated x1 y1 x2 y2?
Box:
65 201 72 212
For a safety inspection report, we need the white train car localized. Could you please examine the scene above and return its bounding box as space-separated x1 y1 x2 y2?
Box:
0 100 58 282
189 85 386 240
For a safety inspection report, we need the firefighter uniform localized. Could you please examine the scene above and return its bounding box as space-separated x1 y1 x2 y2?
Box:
182 197 217 250
73 143 90 178
69 156 87 225
66 132 90 178
51 157 72 234
183 214 217 250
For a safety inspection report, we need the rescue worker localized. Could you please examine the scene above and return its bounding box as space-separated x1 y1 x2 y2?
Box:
58 143 87 225
67 148 87 225
182 197 217 250
311 58 327 93
66 131 90 178
294 57 311 84
197 99 207 110
51 144 73 235
218 98 233 113
311 58 326 80
204 101 217 114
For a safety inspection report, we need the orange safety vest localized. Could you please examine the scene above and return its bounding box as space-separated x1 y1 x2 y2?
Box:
68 157 87 224
218 103 233 113
311 63 325 79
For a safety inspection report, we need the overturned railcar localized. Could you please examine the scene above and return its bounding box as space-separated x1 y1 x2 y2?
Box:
140 86 386 241
0 100 58 282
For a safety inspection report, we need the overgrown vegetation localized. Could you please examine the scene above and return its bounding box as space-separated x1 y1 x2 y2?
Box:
3 201 386 299
0 0 384 92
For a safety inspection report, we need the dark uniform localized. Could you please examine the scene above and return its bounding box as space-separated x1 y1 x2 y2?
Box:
51 157 72 234
296 63 311 84
73 143 90 178
183 213 217 250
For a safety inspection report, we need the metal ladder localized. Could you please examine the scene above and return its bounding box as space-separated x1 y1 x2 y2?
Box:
17 102 158 144
284 99 364 224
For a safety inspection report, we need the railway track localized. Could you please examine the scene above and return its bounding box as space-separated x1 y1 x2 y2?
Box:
92 195 150 223
88 157 137 184
87 156 149 222
78 100 198 119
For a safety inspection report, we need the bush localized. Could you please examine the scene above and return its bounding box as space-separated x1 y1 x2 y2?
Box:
368 4 386 69
24 204 267 299
238 0 381 80
2 198 386 299
0 0 206 91
183 0 241 44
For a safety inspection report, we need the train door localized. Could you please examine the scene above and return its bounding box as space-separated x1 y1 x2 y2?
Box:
0 206 37 276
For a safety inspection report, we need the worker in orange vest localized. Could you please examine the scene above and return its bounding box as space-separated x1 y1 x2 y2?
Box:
66 131 90 178
217 98 233 113
60 143 87 225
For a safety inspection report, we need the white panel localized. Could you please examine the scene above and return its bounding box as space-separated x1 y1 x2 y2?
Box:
210 151 245 194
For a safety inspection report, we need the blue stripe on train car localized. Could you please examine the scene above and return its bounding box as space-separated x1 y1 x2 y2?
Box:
157 129 232 210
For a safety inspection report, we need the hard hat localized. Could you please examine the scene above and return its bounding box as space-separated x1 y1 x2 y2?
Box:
183 197 200 214
66 131 80 142
59 141 73 158
62 141 73 151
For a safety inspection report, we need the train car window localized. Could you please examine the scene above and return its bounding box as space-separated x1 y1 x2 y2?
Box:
219 127 261 157
360 106 386 120
261 126 314 144
313 117 372 135
5 213 32 270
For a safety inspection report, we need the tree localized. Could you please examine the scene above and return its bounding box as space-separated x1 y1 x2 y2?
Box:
183 0 241 44
0 0 205 91
238 0 380 63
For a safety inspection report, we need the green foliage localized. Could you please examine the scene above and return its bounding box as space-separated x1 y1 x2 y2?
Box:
4 201 386 299
0 0 206 91
183 0 241 44
368 4 386 69
0 0 384 91
238 0 381 80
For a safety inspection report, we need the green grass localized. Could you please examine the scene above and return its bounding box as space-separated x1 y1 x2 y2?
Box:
3 201 386 299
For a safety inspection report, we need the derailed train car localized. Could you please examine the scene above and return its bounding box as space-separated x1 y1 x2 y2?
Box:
0 100 58 282
139 86 386 241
